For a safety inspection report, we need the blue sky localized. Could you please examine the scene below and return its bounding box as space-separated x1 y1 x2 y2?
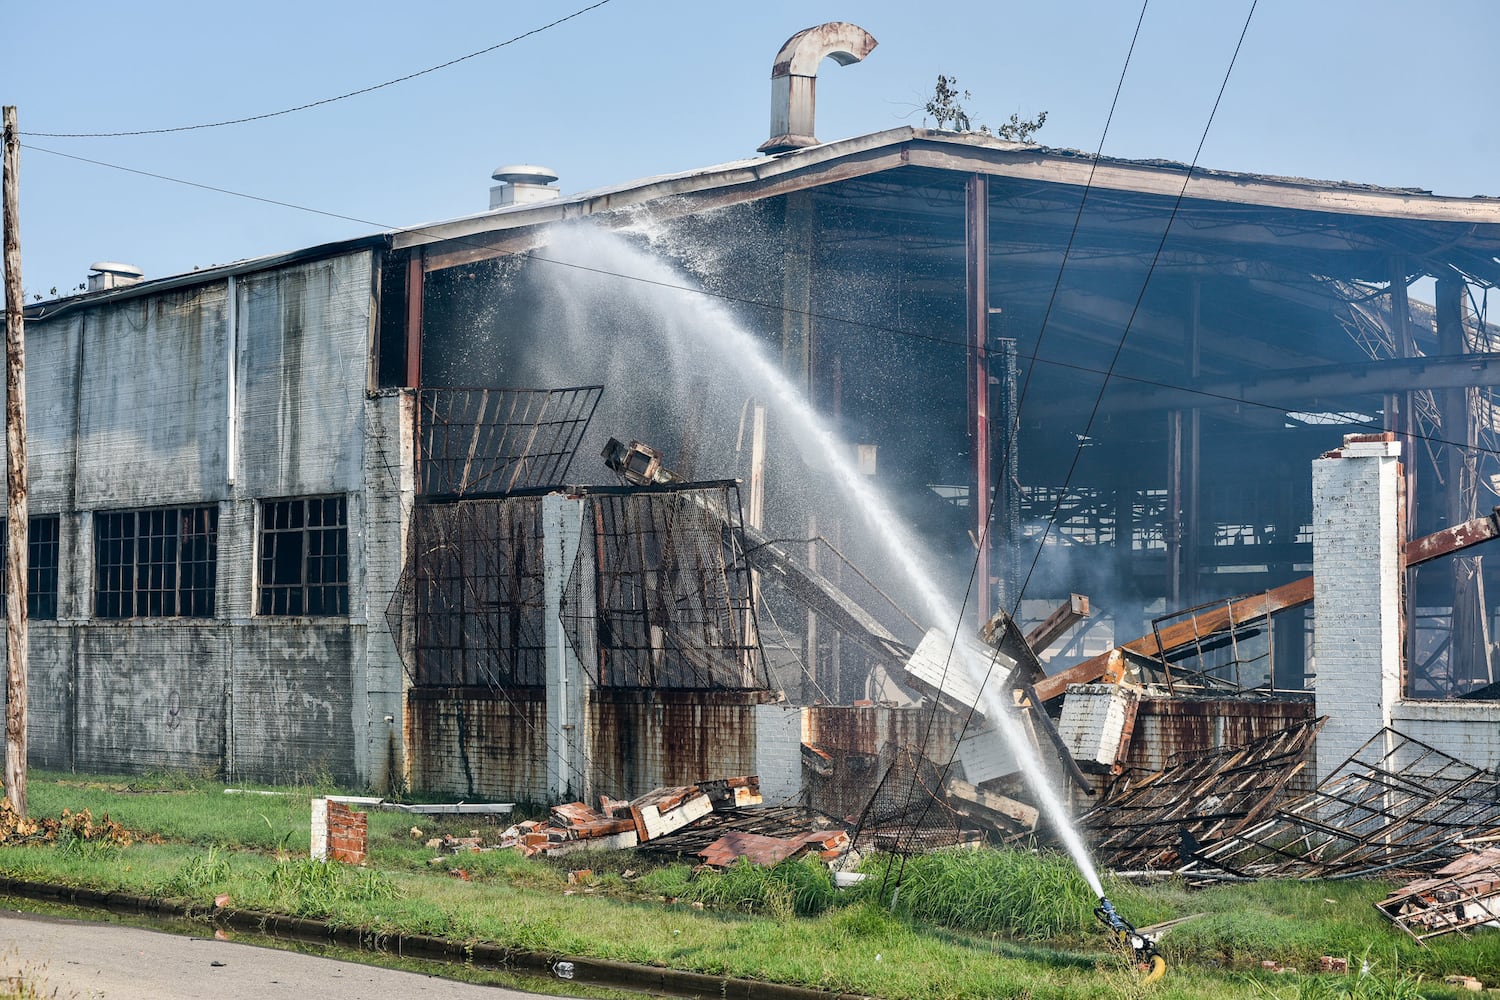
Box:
6 0 1498 300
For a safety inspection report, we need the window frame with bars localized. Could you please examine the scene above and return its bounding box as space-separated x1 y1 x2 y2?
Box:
93 505 219 619
256 495 350 618
0 514 62 620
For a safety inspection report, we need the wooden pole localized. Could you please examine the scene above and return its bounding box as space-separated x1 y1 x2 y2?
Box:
2 106 27 817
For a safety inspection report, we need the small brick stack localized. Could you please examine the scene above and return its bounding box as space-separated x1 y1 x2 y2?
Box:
310 797 369 865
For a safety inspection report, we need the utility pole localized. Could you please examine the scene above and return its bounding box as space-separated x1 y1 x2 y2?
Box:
2 106 27 817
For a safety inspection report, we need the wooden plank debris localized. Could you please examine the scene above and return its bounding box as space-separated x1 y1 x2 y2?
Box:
1378 847 1500 942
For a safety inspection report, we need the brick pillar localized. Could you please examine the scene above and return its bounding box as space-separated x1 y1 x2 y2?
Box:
1312 433 1404 781
310 797 368 864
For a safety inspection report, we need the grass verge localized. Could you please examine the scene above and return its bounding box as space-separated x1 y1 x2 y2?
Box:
0 769 1496 1000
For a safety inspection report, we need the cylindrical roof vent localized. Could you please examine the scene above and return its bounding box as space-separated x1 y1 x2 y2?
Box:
87 261 145 292
490 165 560 209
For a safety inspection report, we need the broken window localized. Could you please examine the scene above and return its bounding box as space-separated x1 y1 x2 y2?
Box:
258 496 349 617
0 514 61 620
94 506 218 619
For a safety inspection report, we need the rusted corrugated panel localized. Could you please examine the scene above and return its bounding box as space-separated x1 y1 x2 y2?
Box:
803 706 961 822
804 705 955 761
588 689 759 800
1125 697 1315 776
407 687 547 800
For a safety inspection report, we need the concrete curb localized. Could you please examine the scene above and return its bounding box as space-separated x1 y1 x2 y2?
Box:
0 876 870 1000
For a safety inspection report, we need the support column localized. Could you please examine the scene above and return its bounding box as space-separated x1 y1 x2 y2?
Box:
1436 275 1491 692
543 494 589 802
1166 283 1201 609
1388 263 1422 684
779 192 823 694
966 173 992 621
1313 434 1404 782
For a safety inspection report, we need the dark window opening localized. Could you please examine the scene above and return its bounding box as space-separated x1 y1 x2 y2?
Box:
0 514 61 620
258 496 349 616
95 506 218 619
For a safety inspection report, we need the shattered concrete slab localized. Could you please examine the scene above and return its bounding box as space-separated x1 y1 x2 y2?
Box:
1058 683 1141 773
1378 846 1500 942
630 786 715 842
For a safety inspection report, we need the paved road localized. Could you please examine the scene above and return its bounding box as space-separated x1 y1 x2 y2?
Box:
0 908 550 1000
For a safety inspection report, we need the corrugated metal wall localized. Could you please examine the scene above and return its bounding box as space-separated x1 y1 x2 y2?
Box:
406 687 548 799
1124 697 1316 775
588 689 760 800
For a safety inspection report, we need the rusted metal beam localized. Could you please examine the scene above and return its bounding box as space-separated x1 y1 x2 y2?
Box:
1034 507 1500 703
404 252 424 387
1024 593 1090 652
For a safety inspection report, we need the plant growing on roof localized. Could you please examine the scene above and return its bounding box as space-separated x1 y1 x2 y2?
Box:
925 74 1047 142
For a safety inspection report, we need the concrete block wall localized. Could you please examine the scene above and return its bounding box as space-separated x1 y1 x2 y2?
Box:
1 250 389 788
1312 435 1404 781
1390 701 1500 770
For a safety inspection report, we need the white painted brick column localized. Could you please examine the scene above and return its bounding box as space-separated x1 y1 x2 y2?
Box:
1312 433 1403 781
543 494 589 803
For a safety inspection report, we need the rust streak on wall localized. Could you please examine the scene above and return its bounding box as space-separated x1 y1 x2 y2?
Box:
1122 697 1315 777
588 689 759 799
407 687 547 799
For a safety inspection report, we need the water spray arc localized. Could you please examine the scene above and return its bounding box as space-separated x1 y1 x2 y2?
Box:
533 226 1119 894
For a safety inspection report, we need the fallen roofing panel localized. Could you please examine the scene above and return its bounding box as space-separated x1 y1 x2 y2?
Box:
1080 716 1323 872
1182 728 1500 880
696 829 851 868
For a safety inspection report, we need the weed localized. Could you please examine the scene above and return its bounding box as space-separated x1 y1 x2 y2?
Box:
158 845 232 897
261 858 400 917
684 857 838 919
879 846 1102 939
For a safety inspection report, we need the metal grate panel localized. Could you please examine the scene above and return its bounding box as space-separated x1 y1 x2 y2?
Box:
414 386 601 498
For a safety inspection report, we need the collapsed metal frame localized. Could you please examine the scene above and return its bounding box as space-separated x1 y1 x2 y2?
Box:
1184 728 1500 880
1147 593 1287 695
851 742 969 855
414 386 602 498
1080 716 1324 872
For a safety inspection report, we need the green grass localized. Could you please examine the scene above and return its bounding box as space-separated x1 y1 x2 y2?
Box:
3 769 1500 1000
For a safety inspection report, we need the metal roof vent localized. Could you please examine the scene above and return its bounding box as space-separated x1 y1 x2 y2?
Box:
758 22 877 155
490 165 560 210
87 261 144 292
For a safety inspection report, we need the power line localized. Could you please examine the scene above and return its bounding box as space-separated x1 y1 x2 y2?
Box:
886 0 1258 890
1010 0 1261 628
886 0 1153 869
20 0 615 139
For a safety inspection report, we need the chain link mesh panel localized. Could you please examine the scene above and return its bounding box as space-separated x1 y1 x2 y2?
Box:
561 484 767 690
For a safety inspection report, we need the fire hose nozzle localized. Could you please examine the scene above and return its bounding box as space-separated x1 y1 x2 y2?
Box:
1094 896 1167 982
